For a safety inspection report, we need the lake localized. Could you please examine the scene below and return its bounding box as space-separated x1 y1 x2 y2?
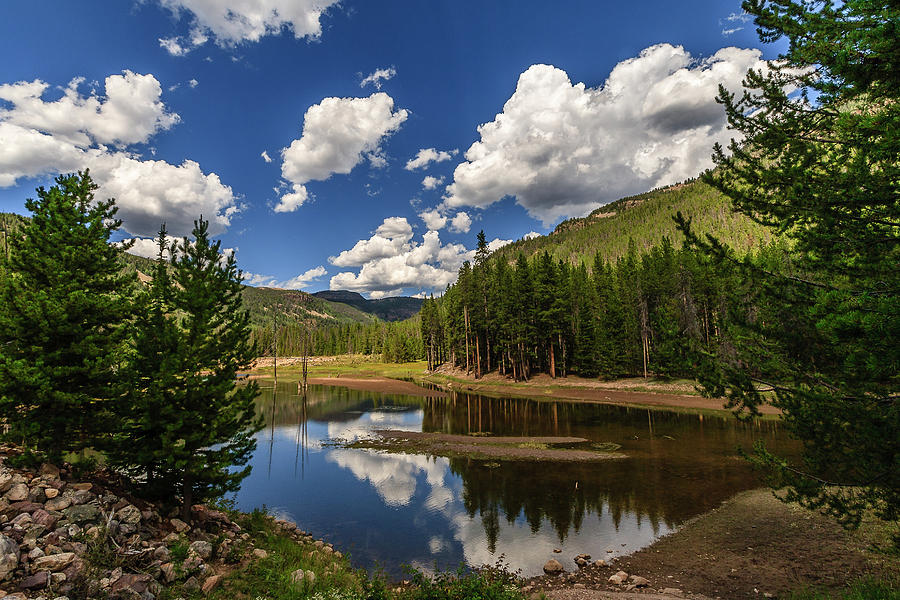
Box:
231 381 791 577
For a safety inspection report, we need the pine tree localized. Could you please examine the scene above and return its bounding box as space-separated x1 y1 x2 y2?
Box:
134 217 262 520
0 171 135 463
680 0 900 529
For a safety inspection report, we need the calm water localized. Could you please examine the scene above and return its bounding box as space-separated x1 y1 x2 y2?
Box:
231 381 792 577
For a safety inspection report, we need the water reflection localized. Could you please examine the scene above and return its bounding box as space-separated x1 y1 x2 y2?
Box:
232 381 791 577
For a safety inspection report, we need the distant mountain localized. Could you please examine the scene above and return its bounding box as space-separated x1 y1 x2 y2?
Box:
313 290 424 322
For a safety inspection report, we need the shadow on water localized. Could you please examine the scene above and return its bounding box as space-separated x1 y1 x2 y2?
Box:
232 381 796 577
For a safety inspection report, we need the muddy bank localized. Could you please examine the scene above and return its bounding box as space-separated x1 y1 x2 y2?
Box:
308 376 448 398
527 489 897 599
337 430 624 462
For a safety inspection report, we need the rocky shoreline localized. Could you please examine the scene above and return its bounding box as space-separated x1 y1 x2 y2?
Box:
0 447 343 600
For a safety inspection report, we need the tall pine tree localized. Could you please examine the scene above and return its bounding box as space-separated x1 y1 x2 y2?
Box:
0 171 134 463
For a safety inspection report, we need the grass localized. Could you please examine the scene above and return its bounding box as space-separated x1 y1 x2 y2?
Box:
785 577 900 599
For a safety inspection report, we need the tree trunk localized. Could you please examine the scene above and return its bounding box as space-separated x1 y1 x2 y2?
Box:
182 471 193 522
549 337 556 379
464 306 471 374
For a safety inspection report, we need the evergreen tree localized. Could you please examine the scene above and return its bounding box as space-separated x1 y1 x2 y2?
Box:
136 217 262 520
0 171 135 462
681 0 900 529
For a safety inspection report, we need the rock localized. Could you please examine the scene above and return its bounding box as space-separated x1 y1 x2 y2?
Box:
115 505 141 526
169 518 190 533
4 594 27 600
201 574 222 593
334 551 343 559
608 571 628 585
3 501 43 517
305 570 316 585
189 540 212 560
542 559 565 575
20 571 49 590
322 546 334 555
70 490 94 506
5 484 28 502
183 576 200 592
252 548 268 560
44 496 71 512
44 488 59 499
574 553 591 561
314 540 324 549
39 464 60 478
629 575 650 587
0 469 14 493
290 569 306 584
152 546 170 562
160 563 176 583
573 583 586 589
33 552 76 572
28 547 46 560
662 589 684 597
575 558 587 568
109 573 152 596
61 504 99 525
50 571 66 584
0 534 20 580
70 483 92 491
593 559 607 567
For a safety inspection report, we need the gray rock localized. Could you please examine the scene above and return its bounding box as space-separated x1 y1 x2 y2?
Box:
152 546 170 561
252 548 268 559
183 575 200 592
6 483 28 502
0 469 14 493
44 496 72 512
542 559 565 575
0 533 20 580
61 504 100 525
189 540 212 560
33 552 76 572
116 505 142 525
290 568 316 586
169 518 190 533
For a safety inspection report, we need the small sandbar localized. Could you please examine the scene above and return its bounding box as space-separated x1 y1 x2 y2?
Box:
341 430 625 462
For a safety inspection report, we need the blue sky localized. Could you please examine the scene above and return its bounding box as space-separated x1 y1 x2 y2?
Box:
0 1 779 298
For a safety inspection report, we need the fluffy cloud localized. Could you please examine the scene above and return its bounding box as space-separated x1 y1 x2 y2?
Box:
329 219 475 295
329 217 413 267
276 93 409 212
0 72 238 237
523 231 541 240
156 0 339 50
261 150 272 163
418 208 447 231
327 216 515 296
449 211 472 234
360 67 396 90
422 175 444 190
443 44 767 224
404 148 458 171
0 72 179 148
243 265 327 289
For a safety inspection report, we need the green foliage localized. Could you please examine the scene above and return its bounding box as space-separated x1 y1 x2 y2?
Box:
114 217 263 518
784 577 900 600
682 0 900 530
0 171 136 462
394 563 524 600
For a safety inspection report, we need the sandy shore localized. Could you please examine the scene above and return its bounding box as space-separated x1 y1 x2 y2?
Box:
307 376 448 398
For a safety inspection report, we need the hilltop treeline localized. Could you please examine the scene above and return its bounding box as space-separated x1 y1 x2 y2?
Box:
420 232 792 380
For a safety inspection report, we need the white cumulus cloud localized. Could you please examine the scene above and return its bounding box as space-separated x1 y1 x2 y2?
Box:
418 208 447 231
449 211 472 234
443 44 767 224
422 175 444 190
276 93 409 212
0 72 238 237
243 265 327 289
329 217 414 267
360 67 397 90
156 0 339 49
404 147 458 171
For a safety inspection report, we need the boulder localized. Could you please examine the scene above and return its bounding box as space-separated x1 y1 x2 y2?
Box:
0 469 14 493
44 496 72 512
44 487 59 499
61 504 99 525
290 569 315 586
39 463 60 478
608 570 628 585
0 533 20 580
201 574 222 593
629 575 650 587
542 559 565 575
169 518 190 533
252 548 268 560
19 570 49 590
5 484 28 502
189 540 212 560
109 572 152 596
160 562 176 583
115 505 141 526
33 552 75 572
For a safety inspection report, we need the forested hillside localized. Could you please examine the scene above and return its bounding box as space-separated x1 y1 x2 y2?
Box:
495 178 775 266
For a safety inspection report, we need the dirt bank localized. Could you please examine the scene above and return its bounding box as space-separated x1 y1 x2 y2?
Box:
339 430 624 462
527 489 898 599
307 376 448 398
